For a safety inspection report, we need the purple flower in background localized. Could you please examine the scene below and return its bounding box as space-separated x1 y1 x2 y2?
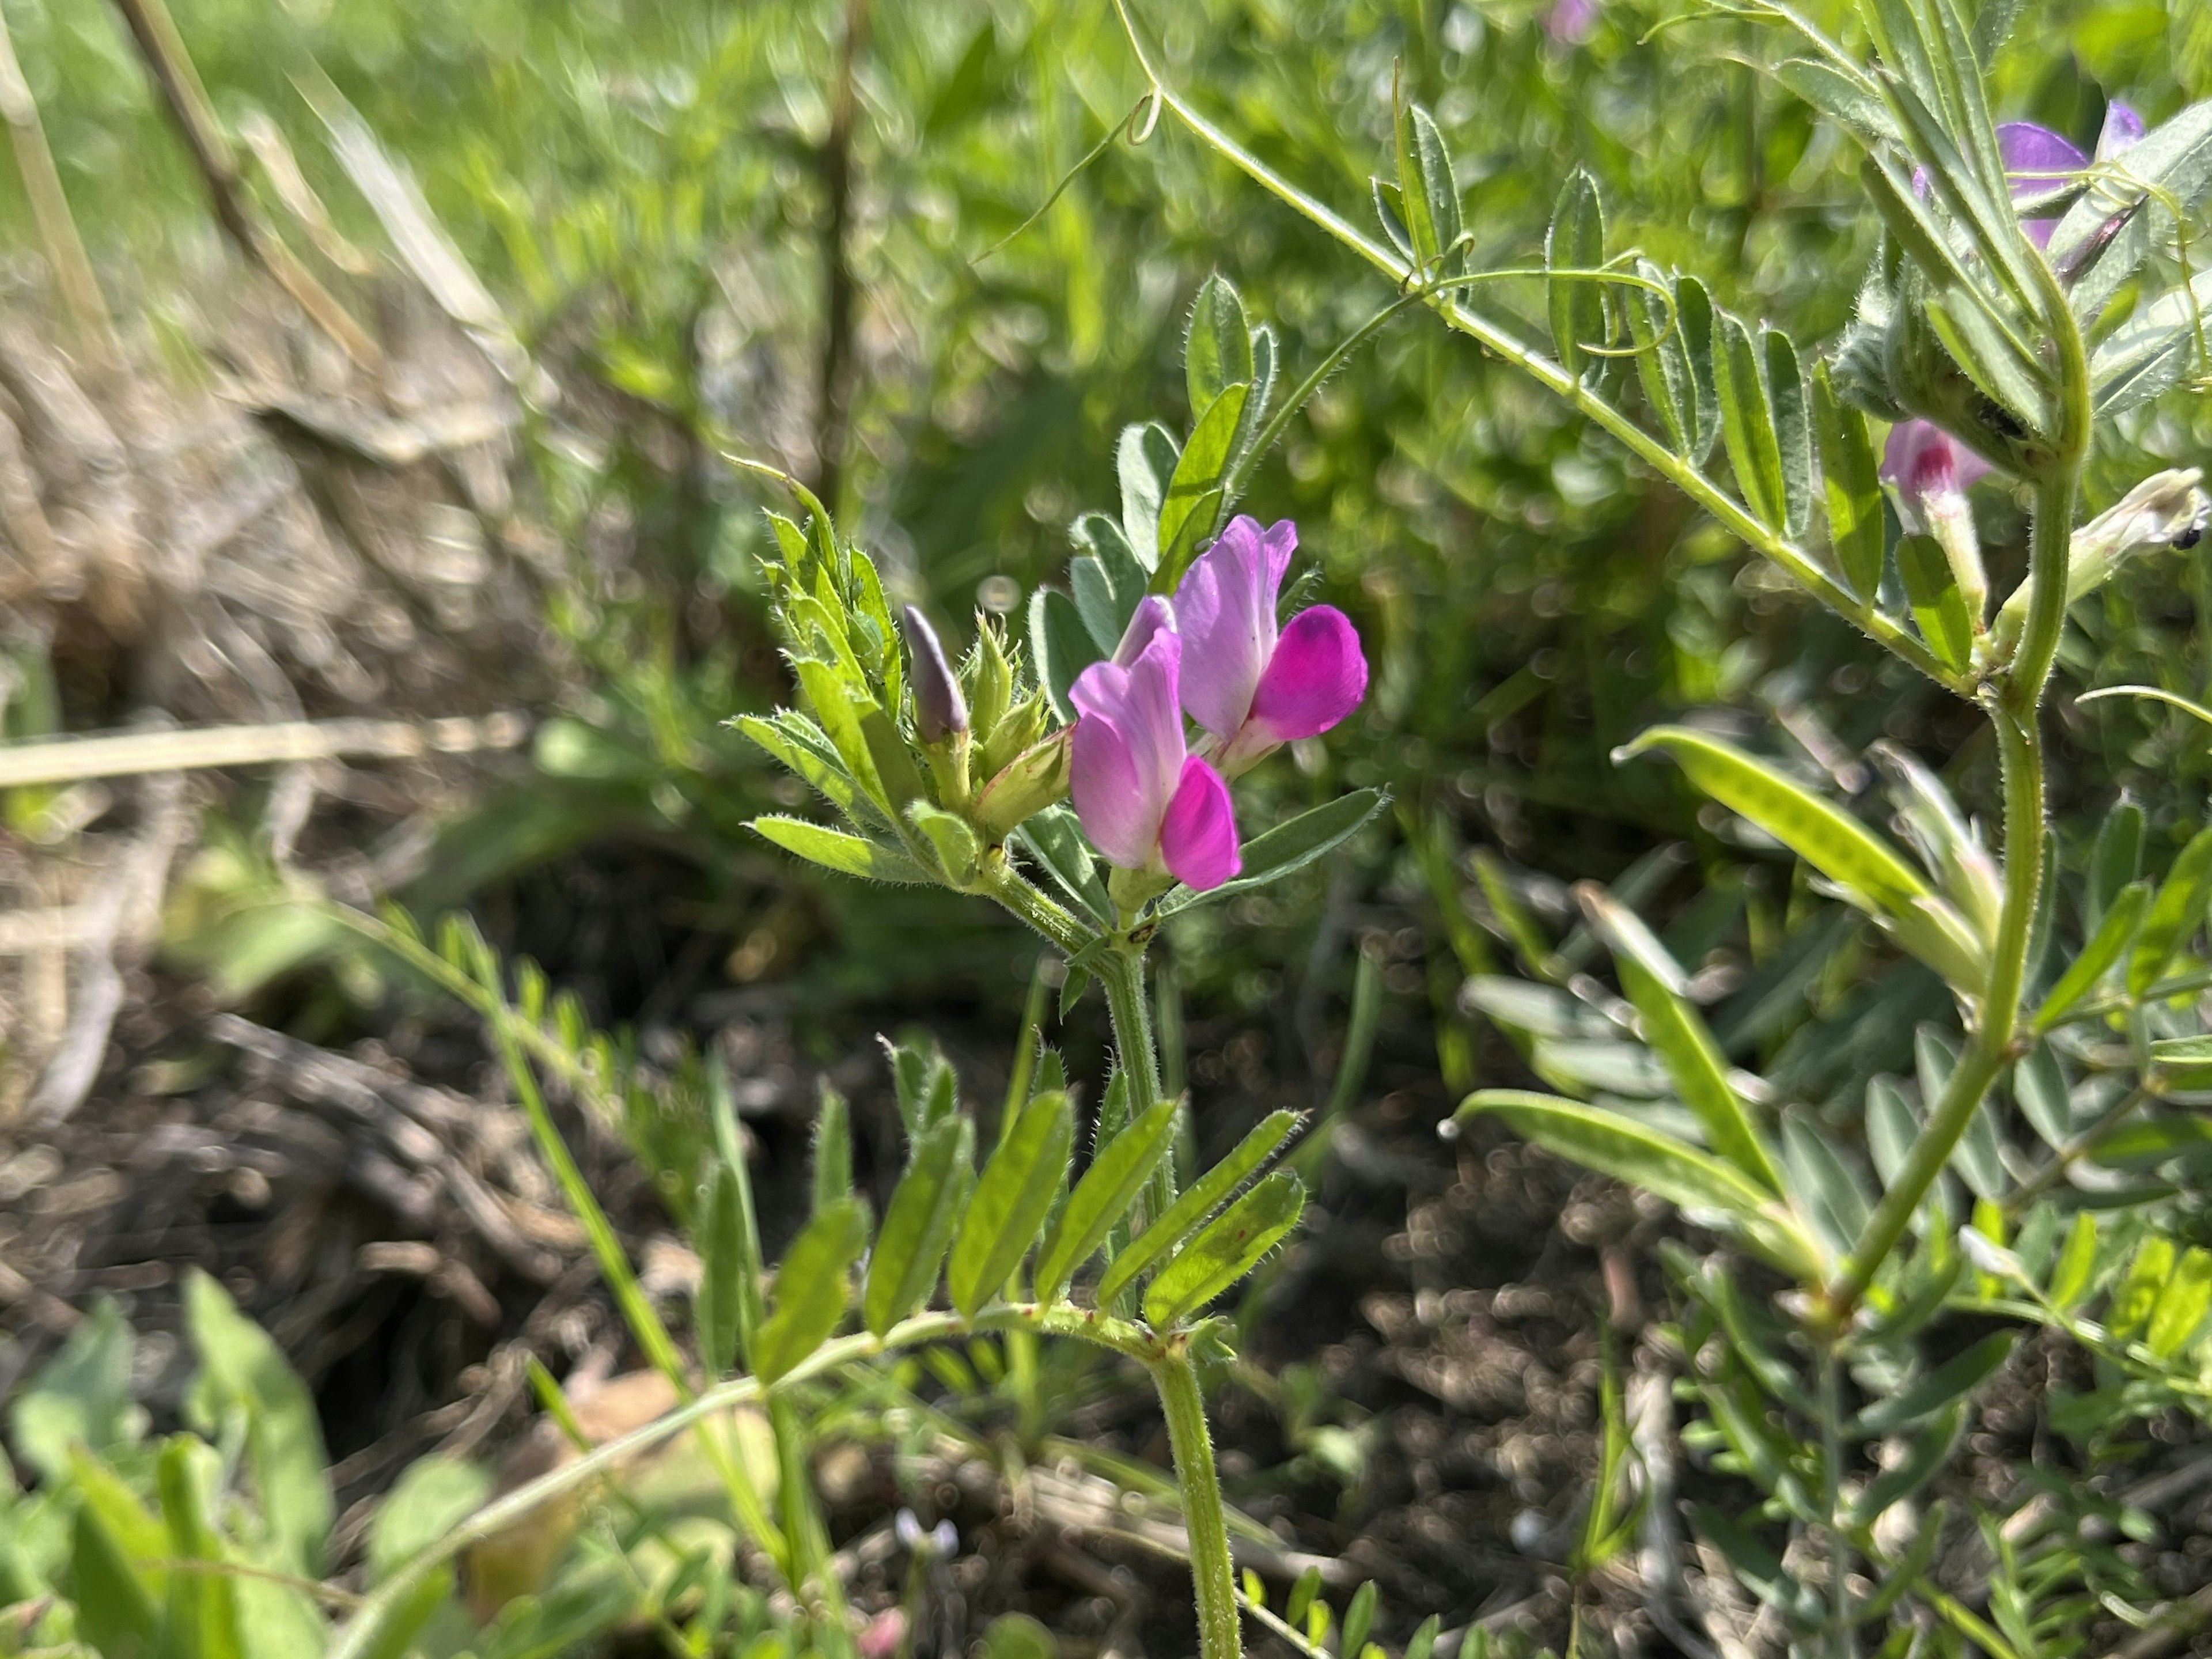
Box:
1997 123 2089 247
1070 603 1241 892
1546 0 1597 47
1172 517 1369 776
2097 101 2145 161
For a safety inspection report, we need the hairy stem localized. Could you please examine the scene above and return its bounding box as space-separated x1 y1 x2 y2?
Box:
1831 470 2074 1316
1151 1347 1245 1659
1821 1346 1854 1659
1101 943 1164 1110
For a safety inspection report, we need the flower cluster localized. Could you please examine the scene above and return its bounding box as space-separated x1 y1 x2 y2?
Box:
1883 104 2143 584
1069 517 1368 896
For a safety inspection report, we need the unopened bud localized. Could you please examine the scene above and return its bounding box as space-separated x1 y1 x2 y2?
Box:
903 607 968 743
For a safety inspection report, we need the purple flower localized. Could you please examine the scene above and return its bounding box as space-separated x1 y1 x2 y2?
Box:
1171 516 1369 776
1070 601 1241 892
2097 101 2145 161
1997 123 2088 247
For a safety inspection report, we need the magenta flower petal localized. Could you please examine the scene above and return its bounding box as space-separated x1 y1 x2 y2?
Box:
1249 605 1369 743
1112 594 1176 668
1881 418 1990 497
1158 755 1241 891
2097 101 2145 161
1173 516 1296 738
1069 688 1156 869
1071 623 1188 871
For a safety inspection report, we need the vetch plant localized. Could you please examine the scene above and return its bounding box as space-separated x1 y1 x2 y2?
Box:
688 291 1382 1657
1104 0 2212 1650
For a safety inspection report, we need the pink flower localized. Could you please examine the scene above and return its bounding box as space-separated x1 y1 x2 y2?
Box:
1172 517 1368 775
1881 419 1990 508
1070 600 1241 891
1883 419 1990 617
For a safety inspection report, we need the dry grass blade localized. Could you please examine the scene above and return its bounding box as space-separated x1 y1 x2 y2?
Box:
0 711 528 789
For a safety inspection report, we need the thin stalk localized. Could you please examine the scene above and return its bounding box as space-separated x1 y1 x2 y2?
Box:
1150 1347 1245 1659
106 0 382 372
1101 943 1163 1110
0 10 115 362
1821 1347 1854 1659
972 850 1094 956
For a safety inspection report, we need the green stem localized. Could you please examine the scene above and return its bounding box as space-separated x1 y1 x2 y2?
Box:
972 849 1093 956
1830 462 2076 1316
1150 1346 1245 1659
1821 1347 1854 1659
1101 943 1164 1109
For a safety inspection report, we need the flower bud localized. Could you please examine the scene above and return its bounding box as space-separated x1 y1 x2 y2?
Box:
903 606 968 744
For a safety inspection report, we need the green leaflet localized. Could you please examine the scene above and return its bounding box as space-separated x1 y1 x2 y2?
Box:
751 1196 870 1385
948 1089 1075 1317
184 1270 333 1577
1763 329 1814 537
1396 101 1463 274
1626 258 1696 457
2047 1211 2099 1310
1460 1091 1821 1279
812 1085 853 1213
1812 362 1884 601
1614 727 1930 916
2092 797 2147 921
1095 1109 1300 1309
734 711 870 822
1028 584 1101 722
1545 170 1605 382
1156 382 1251 588
158 1435 246 1659
1586 891 1784 1192
1896 532 1975 672
1117 421 1180 574
2148 1247 2212 1358
1712 310 1787 531
863 1115 975 1337
1142 1170 1305 1327
2010 1044 2073 1149
1034 1099 1179 1302
1186 273 1255 418
2127 825 2212 997
749 816 931 885
2033 880 2147 1029
1853 1331 2014 1434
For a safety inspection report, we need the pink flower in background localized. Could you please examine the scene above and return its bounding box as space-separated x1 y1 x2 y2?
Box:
1172 517 1369 776
1070 603 1241 891
1546 0 1598 46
